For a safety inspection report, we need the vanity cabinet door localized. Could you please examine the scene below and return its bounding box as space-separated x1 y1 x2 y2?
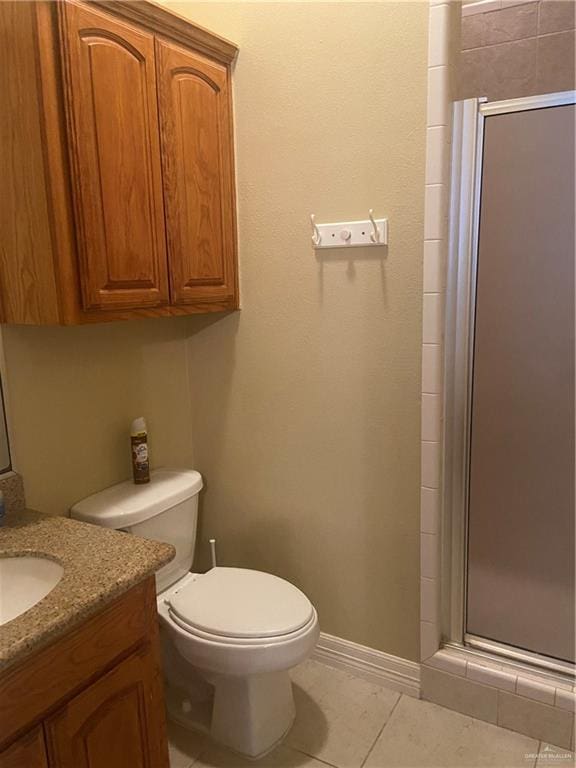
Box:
0 728 48 768
44 646 168 768
156 39 238 310
59 1 169 312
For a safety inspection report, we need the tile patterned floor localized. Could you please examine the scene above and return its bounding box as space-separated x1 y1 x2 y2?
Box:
168 660 575 768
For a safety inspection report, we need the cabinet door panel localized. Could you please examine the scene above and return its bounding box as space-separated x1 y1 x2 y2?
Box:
156 39 237 307
0 728 48 768
45 647 168 768
60 2 169 311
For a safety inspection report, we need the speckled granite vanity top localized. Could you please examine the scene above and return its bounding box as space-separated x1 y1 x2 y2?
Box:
0 510 174 672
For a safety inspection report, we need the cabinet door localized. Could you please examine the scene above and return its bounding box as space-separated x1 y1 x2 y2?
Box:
156 39 238 308
44 647 169 768
0 728 48 768
59 2 169 311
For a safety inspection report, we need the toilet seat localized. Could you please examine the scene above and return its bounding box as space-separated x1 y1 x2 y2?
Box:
168 607 318 647
158 570 319 679
166 567 314 641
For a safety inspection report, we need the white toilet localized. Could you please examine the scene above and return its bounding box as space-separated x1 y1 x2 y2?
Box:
71 469 319 758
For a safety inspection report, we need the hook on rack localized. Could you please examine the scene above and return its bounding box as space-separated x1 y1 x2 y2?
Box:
368 209 380 244
311 214 322 247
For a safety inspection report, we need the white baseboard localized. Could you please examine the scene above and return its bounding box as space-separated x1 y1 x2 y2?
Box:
312 632 421 698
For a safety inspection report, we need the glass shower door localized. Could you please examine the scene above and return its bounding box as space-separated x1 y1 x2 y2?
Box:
465 98 575 664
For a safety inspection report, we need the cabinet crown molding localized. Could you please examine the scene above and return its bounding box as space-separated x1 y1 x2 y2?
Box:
87 0 239 64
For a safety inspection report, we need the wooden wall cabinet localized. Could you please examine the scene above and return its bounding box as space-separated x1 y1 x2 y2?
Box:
0 0 239 325
0 578 169 768
0 729 48 768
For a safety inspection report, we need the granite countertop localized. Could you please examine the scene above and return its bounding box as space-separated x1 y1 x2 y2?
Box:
0 510 175 672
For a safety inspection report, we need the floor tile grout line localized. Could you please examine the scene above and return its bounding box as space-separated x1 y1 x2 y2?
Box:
185 738 342 768
183 751 202 768
285 743 340 768
168 737 205 768
187 737 209 768
171 658 565 767
533 739 541 768
360 693 404 768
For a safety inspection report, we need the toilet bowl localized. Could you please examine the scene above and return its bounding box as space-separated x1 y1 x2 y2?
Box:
158 569 319 756
71 469 319 759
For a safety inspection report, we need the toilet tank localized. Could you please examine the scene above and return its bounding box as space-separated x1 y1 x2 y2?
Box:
70 469 203 593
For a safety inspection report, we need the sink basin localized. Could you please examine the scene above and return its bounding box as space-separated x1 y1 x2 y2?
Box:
0 556 64 626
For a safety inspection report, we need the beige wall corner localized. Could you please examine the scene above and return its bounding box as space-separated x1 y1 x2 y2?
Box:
162 1 429 661
2 318 194 516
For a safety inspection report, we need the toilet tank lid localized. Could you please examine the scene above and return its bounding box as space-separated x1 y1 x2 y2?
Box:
70 469 203 529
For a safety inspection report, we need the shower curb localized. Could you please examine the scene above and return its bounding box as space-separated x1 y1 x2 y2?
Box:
422 646 575 751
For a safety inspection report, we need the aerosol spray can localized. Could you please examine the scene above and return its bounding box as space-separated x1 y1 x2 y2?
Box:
131 417 150 484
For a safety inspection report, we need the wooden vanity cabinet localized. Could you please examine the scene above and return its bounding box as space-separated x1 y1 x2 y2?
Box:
45 645 167 768
0 578 169 768
0 0 238 325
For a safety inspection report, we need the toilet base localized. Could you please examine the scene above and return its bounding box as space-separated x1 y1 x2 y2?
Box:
165 682 212 735
207 670 296 759
161 625 297 759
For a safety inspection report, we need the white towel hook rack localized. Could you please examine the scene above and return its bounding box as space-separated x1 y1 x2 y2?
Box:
310 210 388 250
368 209 380 244
310 214 322 247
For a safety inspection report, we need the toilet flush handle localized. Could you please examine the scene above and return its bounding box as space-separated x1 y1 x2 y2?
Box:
209 538 217 569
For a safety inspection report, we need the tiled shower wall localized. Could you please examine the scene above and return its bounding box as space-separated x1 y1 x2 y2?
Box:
421 0 575 750
420 0 460 664
460 0 576 100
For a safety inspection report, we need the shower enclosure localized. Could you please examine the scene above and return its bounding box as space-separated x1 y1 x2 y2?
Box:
444 91 575 676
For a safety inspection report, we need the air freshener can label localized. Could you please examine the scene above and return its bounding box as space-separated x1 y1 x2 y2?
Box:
131 434 150 484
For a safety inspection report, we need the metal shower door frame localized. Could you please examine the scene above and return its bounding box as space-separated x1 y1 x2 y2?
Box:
441 90 576 677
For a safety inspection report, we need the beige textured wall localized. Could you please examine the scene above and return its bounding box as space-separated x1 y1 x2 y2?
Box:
2 319 194 516
2 1 428 660
163 1 428 660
